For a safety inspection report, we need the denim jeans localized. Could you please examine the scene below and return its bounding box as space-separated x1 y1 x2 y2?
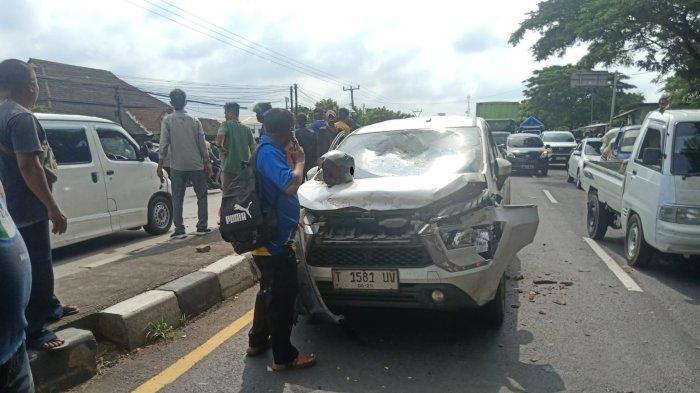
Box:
19 220 60 344
0 343 35 393
248 250 299 364
170 169 208 231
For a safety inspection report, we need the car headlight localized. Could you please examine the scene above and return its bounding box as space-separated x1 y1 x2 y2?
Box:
440 225 492 252
506 152 515 158
659 205 700 225
540 150 550 158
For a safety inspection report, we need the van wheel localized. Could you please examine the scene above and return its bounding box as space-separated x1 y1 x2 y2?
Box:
587 190 609 239
625 213 653 267
540 166 548 176
144 195 172 235
481 274 506 326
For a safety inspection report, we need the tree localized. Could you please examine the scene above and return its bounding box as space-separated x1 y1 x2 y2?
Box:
510 0 700 90
520 65 644 129
353 105 413 127
664 74 700 107
313 99 338 116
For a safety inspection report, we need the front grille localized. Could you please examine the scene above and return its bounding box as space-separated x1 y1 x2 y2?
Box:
307 245 432 268
553 147 572 154
515 151 541 159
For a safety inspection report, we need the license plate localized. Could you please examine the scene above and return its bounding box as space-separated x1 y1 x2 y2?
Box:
332 269 399 291
521 164 534 169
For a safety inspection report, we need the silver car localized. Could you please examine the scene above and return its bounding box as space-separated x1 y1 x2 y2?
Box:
296 116 539 325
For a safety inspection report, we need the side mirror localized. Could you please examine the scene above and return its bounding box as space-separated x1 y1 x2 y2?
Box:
306 166 319 180
641 148 662 166
495 157 511 188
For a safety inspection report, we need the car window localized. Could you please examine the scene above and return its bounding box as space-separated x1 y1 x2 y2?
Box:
584 141 602 155
338 127 483 179
96 128 138 161
507 135 544 148
542 132 575 143
618 129 640 153
671 122 700 176
45 126 92 165
635 126 662 170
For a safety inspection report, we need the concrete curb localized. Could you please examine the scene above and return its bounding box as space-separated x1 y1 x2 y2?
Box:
97 290 182 350
29 328 97 393
200 254 256 298
94 253 255 351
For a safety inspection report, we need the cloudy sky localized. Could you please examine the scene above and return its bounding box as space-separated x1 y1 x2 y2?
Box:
2 0 663 120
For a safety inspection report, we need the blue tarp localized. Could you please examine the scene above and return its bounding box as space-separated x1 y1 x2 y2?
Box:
518 116 545 133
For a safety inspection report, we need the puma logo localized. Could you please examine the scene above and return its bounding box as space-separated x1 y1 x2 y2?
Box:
225 201 253 225
233 201 253 219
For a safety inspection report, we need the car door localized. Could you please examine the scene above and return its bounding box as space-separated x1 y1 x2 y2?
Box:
94 124 153 230
568 142 582 178
43 121 111 248
624 121 664 235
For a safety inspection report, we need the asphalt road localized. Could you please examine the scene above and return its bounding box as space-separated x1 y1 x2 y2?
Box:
53 188 222 279
72 168 700 393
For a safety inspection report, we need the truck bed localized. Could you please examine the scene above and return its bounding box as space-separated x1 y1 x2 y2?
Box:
581 159 627 214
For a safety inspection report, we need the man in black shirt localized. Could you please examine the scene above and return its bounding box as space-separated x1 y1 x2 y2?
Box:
294 114 318 177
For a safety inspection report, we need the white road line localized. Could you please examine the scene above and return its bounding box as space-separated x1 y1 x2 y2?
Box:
583 237 643 292
542 189 558 204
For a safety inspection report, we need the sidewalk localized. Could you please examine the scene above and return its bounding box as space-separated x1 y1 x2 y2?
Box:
51 231 235 332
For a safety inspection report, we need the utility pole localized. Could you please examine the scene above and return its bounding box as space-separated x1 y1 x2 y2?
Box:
289 86 294 112
114 86 123 126
285 97 289 110
609 72 619 125
466 95 471 116
343 85 360 109
293 83 298 115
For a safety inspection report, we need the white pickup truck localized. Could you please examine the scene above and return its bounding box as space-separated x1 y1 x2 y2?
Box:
581 110 700 266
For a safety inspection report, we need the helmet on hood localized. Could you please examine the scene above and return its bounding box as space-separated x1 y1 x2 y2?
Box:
320 150 354 187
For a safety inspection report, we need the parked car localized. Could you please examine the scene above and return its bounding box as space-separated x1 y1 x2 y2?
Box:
566 138 602 189
541 131 577 165
504 133 549 176
581 110 700 267
38 114 173 249
295 116 539 325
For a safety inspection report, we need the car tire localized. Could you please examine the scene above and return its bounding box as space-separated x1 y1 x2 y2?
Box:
566 165 574 182
587 190 609 240
576 169 582 189
625 213 653 268
144 195 173 235
540 167 548 176
481 274 506 326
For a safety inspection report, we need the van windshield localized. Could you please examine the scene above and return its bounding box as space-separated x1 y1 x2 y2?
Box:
339 127 483 179
542 132 575 143
672 122 700 176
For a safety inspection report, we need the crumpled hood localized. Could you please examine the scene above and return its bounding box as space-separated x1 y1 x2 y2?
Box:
299 173 487 211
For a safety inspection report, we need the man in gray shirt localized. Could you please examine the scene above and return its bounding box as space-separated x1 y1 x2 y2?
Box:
157 89 212 238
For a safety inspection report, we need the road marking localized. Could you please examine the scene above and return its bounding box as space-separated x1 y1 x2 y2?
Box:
583 237 643 292
132 308 255 393
542 189 558 204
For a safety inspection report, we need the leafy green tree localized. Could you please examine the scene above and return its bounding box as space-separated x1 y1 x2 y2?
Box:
313 99 338 116
664 74 700 107
353 105 413 127
520 65 644 129
510 0 700 90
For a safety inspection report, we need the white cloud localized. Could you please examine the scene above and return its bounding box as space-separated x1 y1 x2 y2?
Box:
0 0 663 120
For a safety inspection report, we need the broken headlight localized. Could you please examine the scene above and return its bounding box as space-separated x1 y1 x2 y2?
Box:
440 225 492 252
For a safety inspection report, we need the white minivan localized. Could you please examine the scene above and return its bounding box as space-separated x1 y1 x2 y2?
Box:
37 114 173 249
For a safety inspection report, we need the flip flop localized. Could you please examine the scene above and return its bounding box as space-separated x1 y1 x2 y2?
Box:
28 330 65 352
62 305 80 317
272 353 316 371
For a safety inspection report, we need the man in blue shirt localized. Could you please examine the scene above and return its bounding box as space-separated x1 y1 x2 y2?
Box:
247 108 316 371
0 179 34 392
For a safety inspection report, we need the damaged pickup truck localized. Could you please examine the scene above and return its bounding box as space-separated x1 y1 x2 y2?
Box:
296 116 539 325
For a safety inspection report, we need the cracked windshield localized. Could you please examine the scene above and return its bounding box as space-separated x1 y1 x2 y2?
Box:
0 1 698 392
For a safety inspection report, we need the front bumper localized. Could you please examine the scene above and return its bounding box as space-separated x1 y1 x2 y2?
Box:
548 154 570 163
298 205 539 313
656 220 700 254
507 156 548 171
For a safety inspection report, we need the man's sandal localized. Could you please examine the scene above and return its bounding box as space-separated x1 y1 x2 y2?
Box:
271 353 317 371
62 305 80 317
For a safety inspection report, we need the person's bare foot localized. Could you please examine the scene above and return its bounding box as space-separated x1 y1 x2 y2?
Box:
41 337 65 350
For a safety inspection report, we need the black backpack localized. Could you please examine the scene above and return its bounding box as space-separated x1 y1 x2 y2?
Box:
219 147 279 254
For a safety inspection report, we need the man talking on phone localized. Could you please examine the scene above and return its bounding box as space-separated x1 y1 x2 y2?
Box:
246 108 316 371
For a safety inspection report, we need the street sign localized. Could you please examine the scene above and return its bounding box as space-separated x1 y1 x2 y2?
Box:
570 71 611 88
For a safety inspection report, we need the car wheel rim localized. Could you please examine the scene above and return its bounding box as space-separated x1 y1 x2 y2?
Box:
153 202 170 228
587 201 597 231
627 223 639 258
